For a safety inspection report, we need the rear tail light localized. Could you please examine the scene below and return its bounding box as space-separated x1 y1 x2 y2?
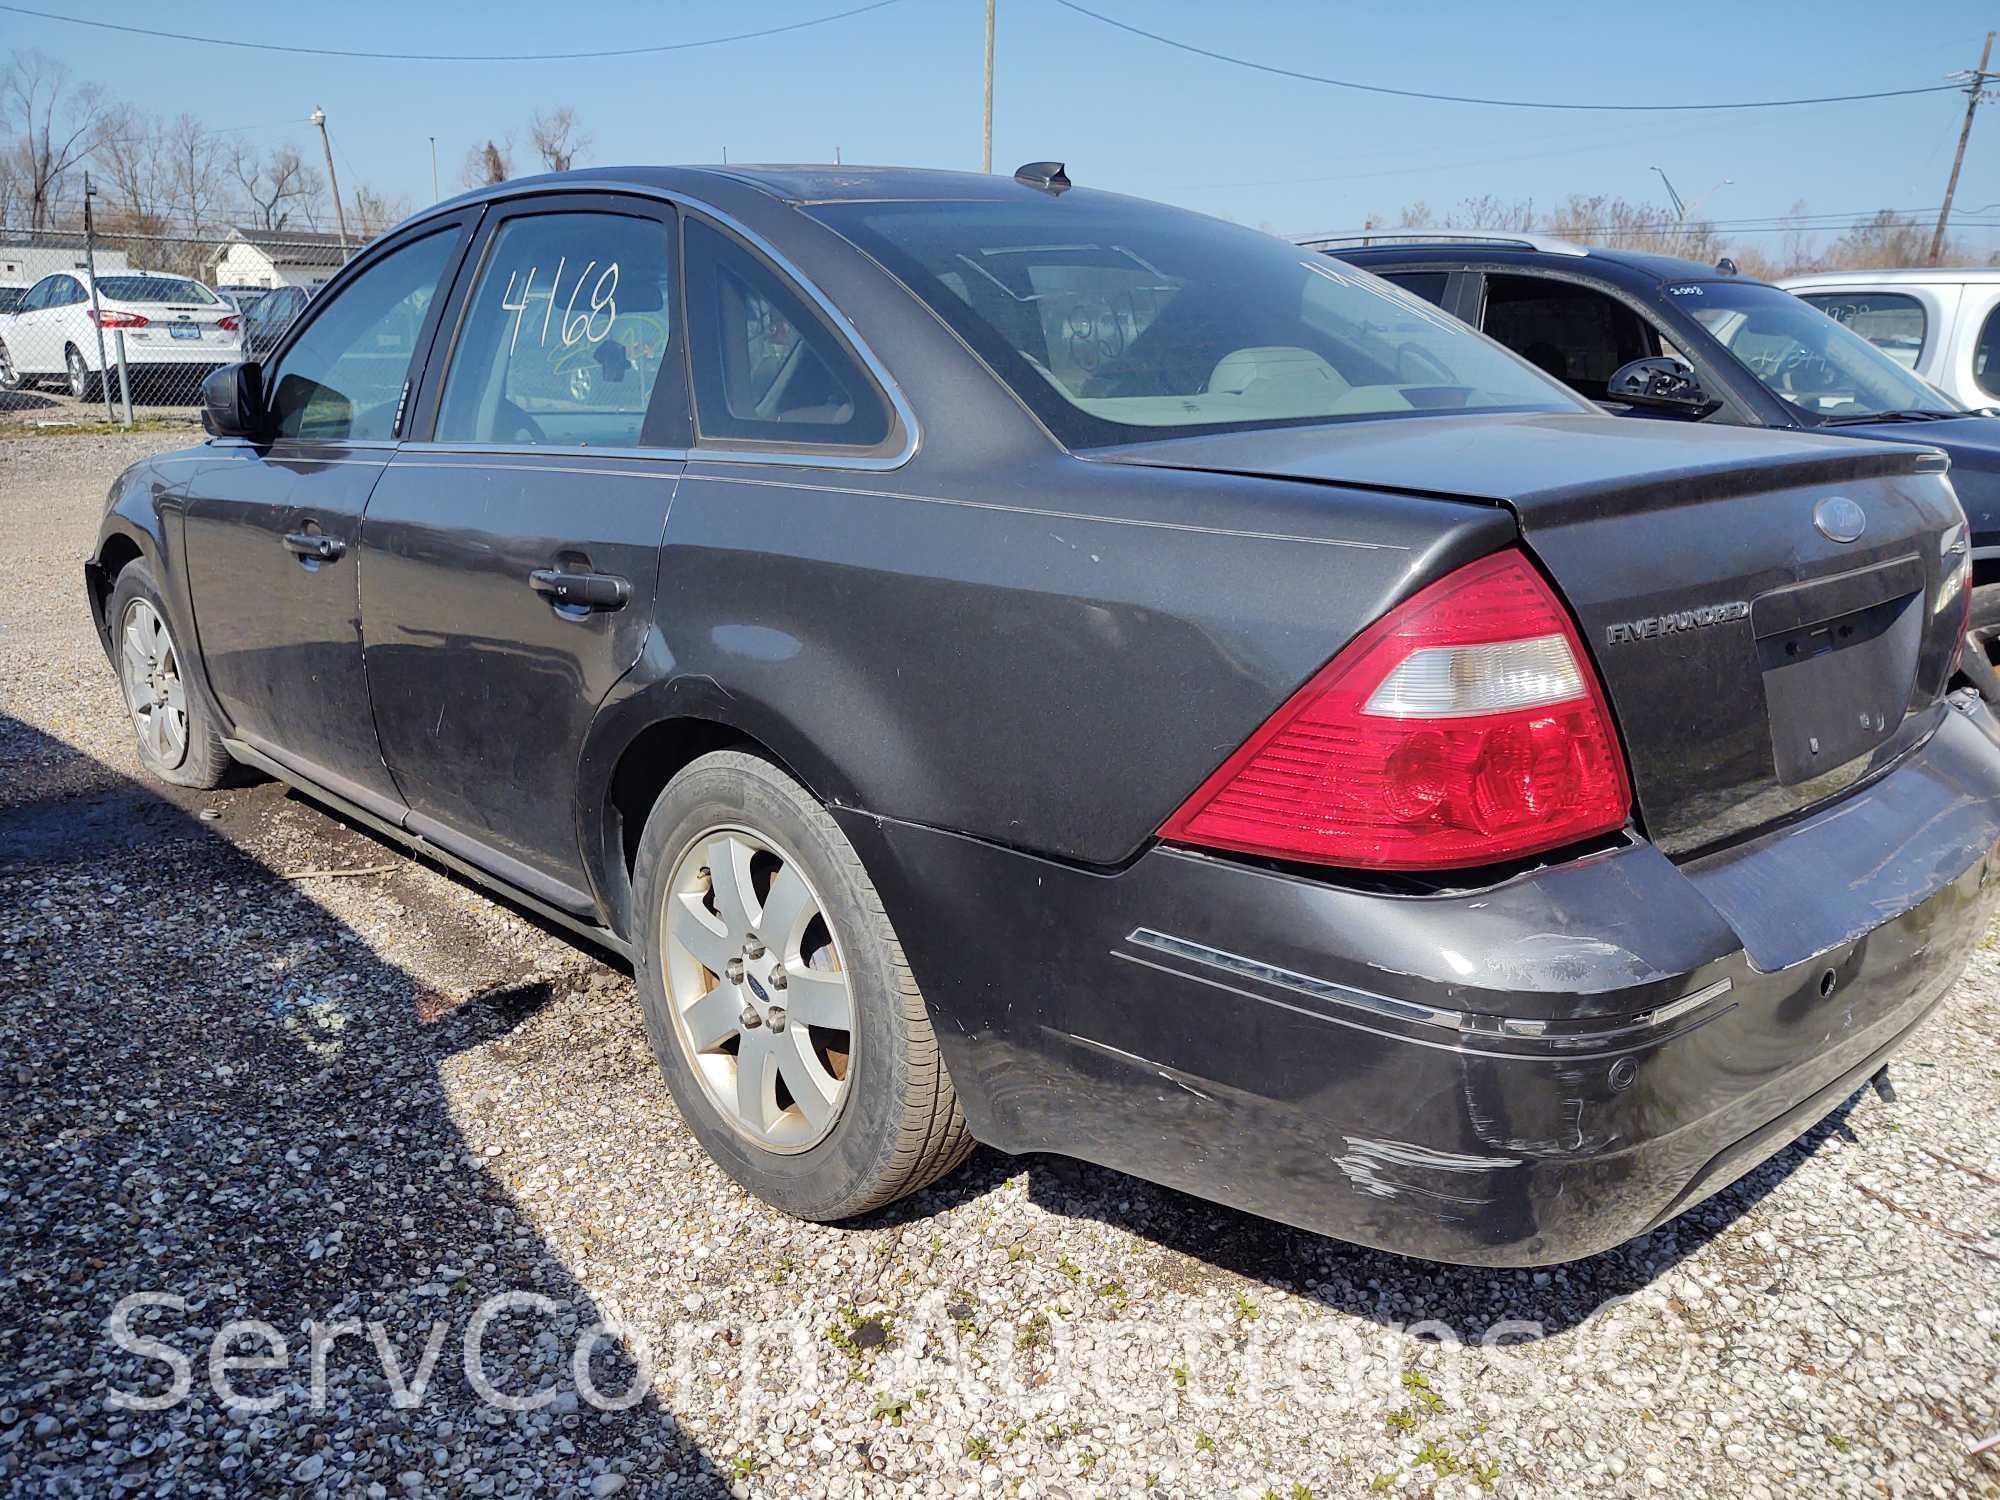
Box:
1160 549 1632 871
89 309 148 328
218 315 240 332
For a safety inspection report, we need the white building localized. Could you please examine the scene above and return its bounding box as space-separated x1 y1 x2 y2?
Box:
0 230 135 284
209 227 355 293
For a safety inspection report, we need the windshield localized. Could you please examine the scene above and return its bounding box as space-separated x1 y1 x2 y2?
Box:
1678 281 1957 421
810 196 1588 446
96 275 219 305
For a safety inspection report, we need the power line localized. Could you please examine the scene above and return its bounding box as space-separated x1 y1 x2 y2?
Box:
1051 0 1963 112
0 0 908 62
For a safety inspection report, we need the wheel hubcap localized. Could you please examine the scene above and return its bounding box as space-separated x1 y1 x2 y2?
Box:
120 599 188 768
662 826 854 1153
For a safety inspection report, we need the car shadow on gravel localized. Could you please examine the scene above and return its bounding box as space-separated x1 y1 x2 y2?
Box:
1000 1099 1866 1341
0 714 726 1496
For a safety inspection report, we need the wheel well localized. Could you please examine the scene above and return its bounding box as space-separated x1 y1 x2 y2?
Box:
91 533 145 634
606 718 751 883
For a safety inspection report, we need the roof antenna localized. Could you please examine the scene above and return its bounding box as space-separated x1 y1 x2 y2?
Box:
1014 161 1071 195
1715 256 1739 276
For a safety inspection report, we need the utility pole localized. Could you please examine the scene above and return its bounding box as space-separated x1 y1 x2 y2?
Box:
80 172 115 422
429 136 439 202
1931 31 1996 266
982 0 996 172
311 108 351 261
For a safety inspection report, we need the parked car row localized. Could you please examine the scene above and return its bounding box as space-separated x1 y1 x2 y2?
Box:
0 272 311 400
81 163 2000 1267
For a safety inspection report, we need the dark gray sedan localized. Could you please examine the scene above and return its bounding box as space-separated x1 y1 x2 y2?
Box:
84 164 2000 1265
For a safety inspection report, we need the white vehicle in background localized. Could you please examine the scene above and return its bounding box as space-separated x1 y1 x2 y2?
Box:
0 270 240 400
1780 267 2000 411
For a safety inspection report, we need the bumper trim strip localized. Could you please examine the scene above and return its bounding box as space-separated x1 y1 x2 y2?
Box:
1125 927 1733 1041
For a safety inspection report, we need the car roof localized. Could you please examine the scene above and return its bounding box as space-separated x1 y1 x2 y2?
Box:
426 163 1104 216
1778 267 2000 287
1330 239 1743 287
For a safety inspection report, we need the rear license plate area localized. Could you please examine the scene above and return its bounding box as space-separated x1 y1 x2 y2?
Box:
169 324 201 340
1753 556 1924 785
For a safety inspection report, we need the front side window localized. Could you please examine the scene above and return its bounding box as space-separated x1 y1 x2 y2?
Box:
436 209 675 448
1975 303 2000 402
683 217 891 447
1681 281 1957 422
1796 291 1927 370
810 198 1584 447
269 229 458 442
1482 276 1658 399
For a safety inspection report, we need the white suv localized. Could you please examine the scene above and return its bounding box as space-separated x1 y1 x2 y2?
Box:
0 269 240 400
1780 267 2000 411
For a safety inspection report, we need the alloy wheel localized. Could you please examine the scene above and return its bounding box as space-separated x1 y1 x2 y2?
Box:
120 598 188 768
0 340 16 391
66 348 87 399
661 825 855 1153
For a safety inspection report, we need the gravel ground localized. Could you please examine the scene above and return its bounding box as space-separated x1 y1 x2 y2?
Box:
1 430 1997 1500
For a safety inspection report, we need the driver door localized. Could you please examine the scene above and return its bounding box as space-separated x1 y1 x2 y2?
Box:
179 215 477 817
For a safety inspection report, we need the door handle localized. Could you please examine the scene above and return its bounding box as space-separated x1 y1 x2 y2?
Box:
528 567 630 612
282 531 346 562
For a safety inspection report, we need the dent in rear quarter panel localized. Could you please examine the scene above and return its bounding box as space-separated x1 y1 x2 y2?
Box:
651 448 1519 867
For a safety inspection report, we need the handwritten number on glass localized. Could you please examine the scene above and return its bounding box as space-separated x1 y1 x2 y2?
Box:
500 258 618 355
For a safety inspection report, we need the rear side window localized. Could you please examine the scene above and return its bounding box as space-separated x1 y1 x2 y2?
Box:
682 218 890 448
1481 275 1656 399
1381 271 1450 307
1798 291 1927 371
269 228 457 442
1977 304 2000 401
436 209 676 448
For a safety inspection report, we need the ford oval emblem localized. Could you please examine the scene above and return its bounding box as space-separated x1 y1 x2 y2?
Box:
1813 495 1866 544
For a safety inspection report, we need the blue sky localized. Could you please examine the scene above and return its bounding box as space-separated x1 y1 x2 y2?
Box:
11 0 1999 256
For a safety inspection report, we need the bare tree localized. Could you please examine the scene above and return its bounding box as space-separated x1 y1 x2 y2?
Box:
461 138 513 189
3 50 111 228
349 183 410 235
527 106 590 173
231 142 324 231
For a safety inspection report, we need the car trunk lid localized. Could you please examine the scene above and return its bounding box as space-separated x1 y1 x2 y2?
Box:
1086 412 1969 856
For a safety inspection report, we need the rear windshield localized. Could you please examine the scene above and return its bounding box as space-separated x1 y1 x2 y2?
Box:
810 196 1587 447
96 276 219 305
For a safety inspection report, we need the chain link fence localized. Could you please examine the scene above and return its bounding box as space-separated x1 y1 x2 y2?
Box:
0 225 359 423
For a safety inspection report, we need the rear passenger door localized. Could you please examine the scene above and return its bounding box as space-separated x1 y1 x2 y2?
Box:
356 194 687 912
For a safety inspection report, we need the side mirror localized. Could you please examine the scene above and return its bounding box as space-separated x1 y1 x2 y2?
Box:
1605 356 1719 416
200 361 266 440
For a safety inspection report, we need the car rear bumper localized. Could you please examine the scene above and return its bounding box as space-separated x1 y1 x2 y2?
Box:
89 340 234 370
844 695 2000 1266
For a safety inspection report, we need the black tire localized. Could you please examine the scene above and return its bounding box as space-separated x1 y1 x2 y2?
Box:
1963 583 2000 705
107 560 233 789
65 345 100 403
631 749 974 1220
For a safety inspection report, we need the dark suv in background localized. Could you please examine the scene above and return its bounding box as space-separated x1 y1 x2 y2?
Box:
1317 234 2000 594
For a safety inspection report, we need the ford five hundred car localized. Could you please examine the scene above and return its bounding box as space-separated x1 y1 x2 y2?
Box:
84 164 2000 1266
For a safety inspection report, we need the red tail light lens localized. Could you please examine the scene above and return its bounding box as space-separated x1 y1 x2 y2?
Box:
1160 549 1632 871
89 309 148 328
218 315 240 332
